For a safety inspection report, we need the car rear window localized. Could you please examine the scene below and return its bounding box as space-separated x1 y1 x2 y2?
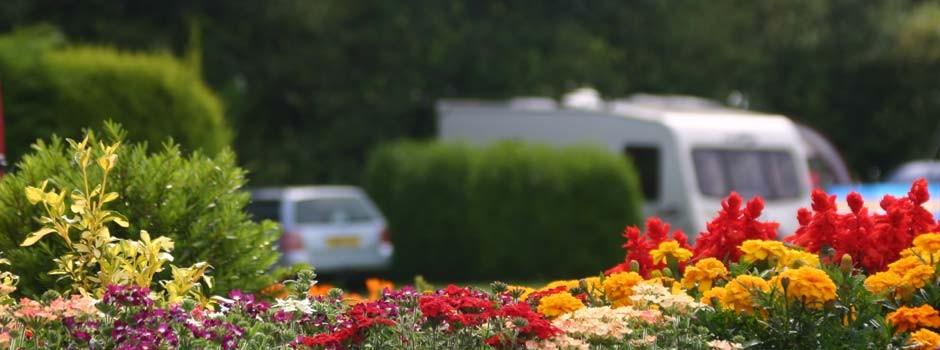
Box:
693 149 801 200
246 200 281 221
295 197 376 224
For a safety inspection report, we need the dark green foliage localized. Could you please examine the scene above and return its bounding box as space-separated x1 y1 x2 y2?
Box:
363 141 643 281
3 2 940 183
0 27 231 166
0 123 279 297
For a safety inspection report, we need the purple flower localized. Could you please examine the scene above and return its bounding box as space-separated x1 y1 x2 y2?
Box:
272 310 294 323
103 285 154 308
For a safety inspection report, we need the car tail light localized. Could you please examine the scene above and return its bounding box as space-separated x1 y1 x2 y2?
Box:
281 230 304 252
380 227 391 243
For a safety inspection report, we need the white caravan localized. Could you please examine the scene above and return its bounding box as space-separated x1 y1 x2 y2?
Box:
437 93 811 239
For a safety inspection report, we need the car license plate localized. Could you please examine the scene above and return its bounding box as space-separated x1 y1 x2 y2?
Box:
326 236 361 248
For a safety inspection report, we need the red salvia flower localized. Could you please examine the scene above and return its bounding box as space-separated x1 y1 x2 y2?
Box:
607 217 690 277
786 179 938 272
693 192 779 263
784 189 841 254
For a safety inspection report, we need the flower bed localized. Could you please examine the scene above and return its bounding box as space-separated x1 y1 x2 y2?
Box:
3 138 940 349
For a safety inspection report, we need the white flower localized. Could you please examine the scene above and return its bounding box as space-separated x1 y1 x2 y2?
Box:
273 298 315 314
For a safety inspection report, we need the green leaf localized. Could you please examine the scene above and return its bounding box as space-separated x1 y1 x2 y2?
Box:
21 227 56 246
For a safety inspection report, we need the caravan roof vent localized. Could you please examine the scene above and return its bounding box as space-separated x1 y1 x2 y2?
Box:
624 94 724 110
509 97 557 111
562 87 603 111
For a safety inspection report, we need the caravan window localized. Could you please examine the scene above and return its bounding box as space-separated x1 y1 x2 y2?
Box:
692 149 800 200
624 146 660 201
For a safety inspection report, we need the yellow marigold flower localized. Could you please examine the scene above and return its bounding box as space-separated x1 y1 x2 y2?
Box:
722 275 770 314
701 286 727 308
579 277 604 298
681 258 729 292
650 240 693 265
770 266 837 308
889 256 927 276
647 275 676 286
909 328 940 350
581 276 602 288
864 271 903 296
603 272 644 308
914 233 940 254
739 239 787 264
507 285 536 301
900 248 940 262
903 264 936 290
777 249 821 269
887 305 940 334
543 279 580 291
537 292 584 318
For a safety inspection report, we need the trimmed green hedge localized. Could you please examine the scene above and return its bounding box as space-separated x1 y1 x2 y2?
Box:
0 26 230 165
363 141 644 281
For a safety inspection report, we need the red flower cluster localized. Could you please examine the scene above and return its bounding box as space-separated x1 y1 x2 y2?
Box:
418 285 560 347
692 192 779 263
301 301 397 349
606 217 691 277
485 303 561 348
785 179 939 272
418 285 496 329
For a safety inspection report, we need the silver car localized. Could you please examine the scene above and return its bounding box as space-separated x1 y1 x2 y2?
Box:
246 186 393 272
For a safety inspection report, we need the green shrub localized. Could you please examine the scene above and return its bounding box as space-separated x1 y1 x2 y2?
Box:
0 26 231 166
363 141 643 281
0 123 280 297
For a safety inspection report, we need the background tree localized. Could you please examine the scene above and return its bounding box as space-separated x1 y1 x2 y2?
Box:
1 0 938 183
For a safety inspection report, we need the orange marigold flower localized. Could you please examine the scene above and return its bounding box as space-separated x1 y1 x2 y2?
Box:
864 271 903 296
889 256 927 276
603 272 644 308
650 240 693 265
260 283 289 299
365 278 395 301
681 258 729 292
722 275 769 314
770 266 837 308
739 239 787 264
913 233 940 253
701 286 727 308
307 283 336 298
909 328 940 350
902 264 936 290
887 305 940 334
900 248 940 262
537 292 584 318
